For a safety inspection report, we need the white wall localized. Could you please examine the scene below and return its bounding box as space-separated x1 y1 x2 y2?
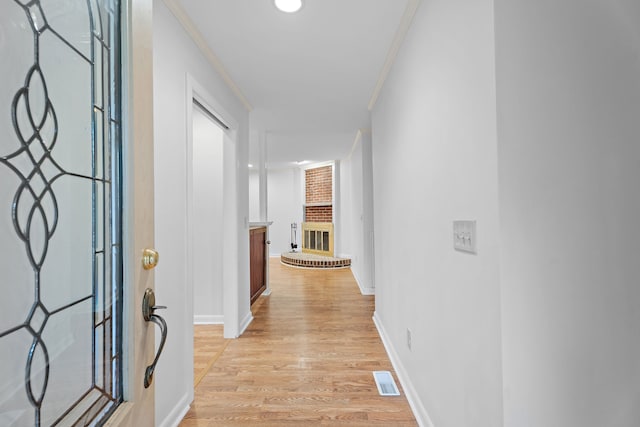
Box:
192 107 224 322
495 1 640 425
373 1 640 426
338 157 354 258
338 137 374 294
266 168 303 256
361 132 376 291
371 0 503 425
152 0 250 425
248 170 260 221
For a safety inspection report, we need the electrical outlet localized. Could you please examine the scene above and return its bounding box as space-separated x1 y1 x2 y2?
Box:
406 328 412 351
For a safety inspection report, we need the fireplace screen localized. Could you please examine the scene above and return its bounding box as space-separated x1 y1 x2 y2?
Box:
302 222 334 257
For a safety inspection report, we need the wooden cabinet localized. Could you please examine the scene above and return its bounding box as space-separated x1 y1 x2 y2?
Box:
249 226 267 304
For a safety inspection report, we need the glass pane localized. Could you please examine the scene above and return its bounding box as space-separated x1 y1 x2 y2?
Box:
95 109 104 180
40 0 92 60
323 231 329 252
93 40 104 111
0 168 32 333
95 325 104 390
41 178 93 309
40 32 93 178
95 253 105 325
0 1 122 425
40 300 93 425
0 329 35 426
0 3 34 149
310 230 316 249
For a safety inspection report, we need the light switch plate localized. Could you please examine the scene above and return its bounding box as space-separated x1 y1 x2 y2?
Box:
453 220 477 254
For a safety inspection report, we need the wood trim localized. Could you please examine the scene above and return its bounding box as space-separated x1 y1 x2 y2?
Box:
304 202 333 207
111 0 156 425
368 0 422 111
249 227 267 304
194 315 225 325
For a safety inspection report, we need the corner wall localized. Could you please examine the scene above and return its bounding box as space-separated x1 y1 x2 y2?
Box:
495 1 640 425
371 0 503 425
266 168 303 256
338 134 375 293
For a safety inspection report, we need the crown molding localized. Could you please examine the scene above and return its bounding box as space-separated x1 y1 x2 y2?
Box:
162 0 253 112
346 128 371 160
367 0 421 111
164 0 419 117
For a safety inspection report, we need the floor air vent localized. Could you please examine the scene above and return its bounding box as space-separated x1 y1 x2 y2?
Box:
373 371 400 396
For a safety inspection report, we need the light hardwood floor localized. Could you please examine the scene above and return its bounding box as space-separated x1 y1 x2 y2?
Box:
193 324 229 387
182 259 417 426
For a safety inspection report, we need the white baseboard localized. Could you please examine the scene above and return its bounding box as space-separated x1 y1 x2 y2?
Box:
352 268 375 296
239 310 253 336
373 312 434 427
157 392 191 427
193 315 224 324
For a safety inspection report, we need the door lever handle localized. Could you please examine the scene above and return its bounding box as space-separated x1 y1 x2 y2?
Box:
142 288 168 388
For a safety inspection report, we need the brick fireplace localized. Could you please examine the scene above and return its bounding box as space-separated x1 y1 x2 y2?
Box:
302 164 334 256
304 165 332 222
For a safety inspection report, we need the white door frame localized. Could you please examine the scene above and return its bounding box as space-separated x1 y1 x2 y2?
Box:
106 0 156 425
185 74 240 352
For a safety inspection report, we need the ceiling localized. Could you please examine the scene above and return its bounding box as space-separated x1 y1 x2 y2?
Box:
173 0 413 167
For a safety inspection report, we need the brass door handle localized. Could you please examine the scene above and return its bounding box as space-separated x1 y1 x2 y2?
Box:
142 248 159 270
142 288 168 388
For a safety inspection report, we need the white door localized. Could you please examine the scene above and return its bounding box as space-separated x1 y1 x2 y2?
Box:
0 1 157 426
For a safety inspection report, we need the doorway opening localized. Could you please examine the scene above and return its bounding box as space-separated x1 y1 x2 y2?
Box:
190 102 229 386
191 103 224 325
184 75 241 401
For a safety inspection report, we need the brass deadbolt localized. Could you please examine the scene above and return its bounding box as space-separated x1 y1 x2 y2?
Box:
142 248 159 270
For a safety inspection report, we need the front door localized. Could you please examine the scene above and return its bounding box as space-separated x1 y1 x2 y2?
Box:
0 1 156 425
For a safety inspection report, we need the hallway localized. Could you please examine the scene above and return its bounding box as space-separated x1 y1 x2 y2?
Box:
180 259 417 426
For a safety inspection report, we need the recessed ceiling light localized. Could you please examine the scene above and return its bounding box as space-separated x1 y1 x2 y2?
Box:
275 0 303 13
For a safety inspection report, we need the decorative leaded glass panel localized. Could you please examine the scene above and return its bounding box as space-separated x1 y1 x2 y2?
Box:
0 0 123 425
